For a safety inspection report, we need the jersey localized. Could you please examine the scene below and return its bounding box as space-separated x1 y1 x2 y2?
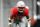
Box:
10 7 29 20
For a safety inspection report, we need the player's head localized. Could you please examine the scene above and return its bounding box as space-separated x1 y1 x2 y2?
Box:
17 1 25 13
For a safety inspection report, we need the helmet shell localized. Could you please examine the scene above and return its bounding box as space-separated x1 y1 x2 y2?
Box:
17 1 25 7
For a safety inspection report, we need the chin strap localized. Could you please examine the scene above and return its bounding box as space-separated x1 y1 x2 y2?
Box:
18 11 24 16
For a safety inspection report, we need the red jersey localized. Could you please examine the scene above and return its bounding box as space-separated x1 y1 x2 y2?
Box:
10 7 29 20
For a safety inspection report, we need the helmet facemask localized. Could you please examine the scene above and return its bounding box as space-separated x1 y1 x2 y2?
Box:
17 7 25 13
